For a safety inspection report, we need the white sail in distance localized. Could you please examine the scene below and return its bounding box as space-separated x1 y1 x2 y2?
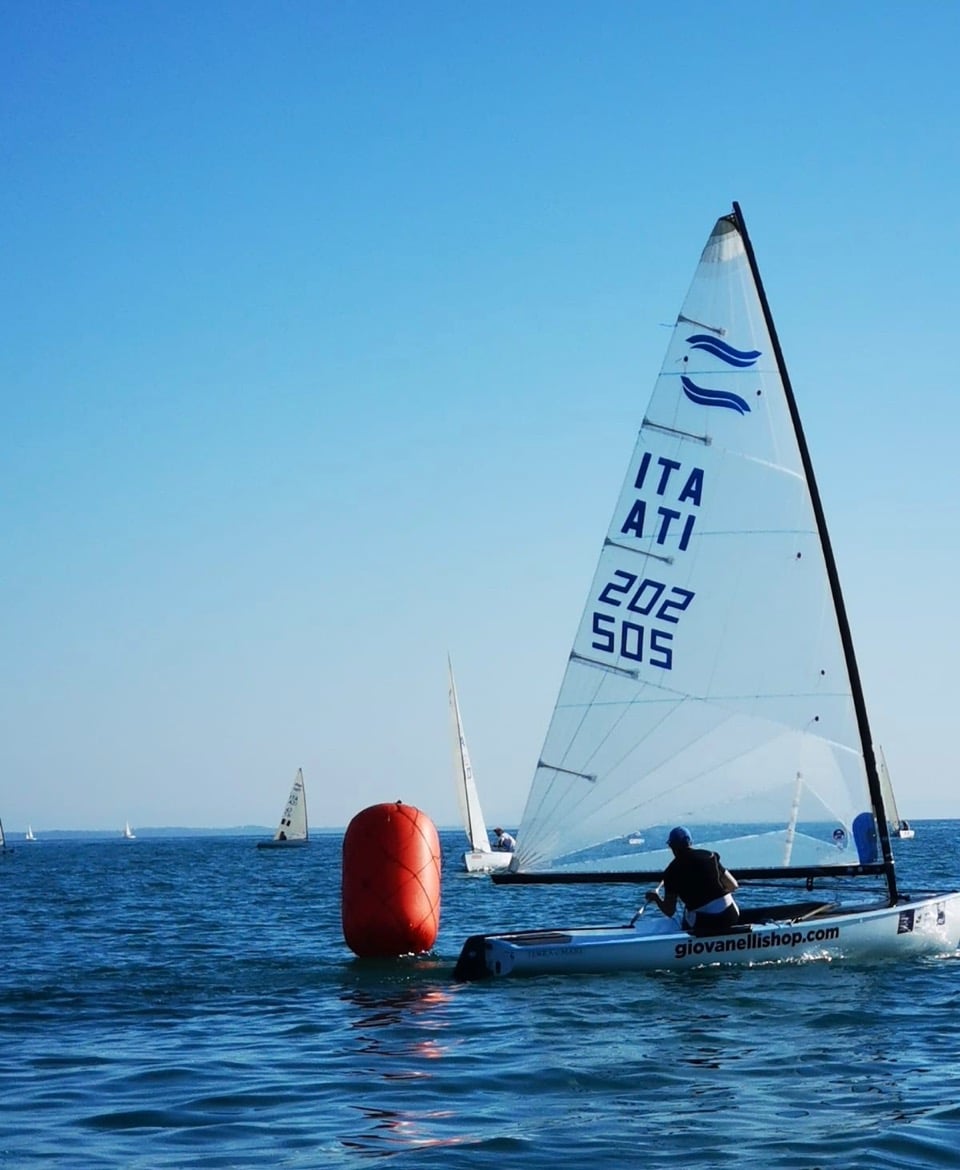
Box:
449 657 492 854
273 769 308 842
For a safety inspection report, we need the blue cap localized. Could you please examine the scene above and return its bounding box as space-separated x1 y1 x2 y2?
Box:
667 826 692 848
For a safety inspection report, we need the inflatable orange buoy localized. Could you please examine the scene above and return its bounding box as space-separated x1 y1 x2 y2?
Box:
341 801 441 958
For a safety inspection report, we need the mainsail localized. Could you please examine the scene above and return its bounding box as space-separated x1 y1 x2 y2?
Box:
508 206 892 888
272 768 308 842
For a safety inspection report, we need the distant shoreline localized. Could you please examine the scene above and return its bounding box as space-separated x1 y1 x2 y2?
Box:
7 825 465 839
6 820 951 840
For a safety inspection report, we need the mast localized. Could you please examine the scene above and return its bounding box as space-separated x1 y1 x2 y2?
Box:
730 202 898 903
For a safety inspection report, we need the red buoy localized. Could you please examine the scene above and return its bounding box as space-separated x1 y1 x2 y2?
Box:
341 801 441 958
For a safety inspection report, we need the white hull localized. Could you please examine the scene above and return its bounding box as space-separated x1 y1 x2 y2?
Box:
895 828 916 840
463 849 514 874
454 892 960 979
256 837 309 850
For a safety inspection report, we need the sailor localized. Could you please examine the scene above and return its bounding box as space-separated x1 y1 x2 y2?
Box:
493 827 516 852
644 826 739 935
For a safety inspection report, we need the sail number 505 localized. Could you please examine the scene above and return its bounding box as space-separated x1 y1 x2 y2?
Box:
590 571 695 671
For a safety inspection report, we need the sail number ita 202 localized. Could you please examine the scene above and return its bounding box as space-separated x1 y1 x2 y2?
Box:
589 451 701 671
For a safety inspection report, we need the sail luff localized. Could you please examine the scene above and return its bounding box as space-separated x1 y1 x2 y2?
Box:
731 203 897 902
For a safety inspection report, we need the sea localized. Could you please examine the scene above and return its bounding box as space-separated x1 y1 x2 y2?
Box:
3 822 959 1169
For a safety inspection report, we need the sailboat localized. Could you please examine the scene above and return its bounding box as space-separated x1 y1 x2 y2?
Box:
122 821 136 840
0 819 12 854
454 204 960 980
257 768 309 849
448 656 513 873
877 746 915 839
25 825 36 842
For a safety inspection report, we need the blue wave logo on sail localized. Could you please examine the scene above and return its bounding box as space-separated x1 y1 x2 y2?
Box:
686 334 761 368
681 375 751 415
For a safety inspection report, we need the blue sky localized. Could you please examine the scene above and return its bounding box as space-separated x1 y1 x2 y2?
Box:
2 1 958 832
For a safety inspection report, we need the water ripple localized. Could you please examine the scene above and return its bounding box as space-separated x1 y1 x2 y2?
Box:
2 831 959 1167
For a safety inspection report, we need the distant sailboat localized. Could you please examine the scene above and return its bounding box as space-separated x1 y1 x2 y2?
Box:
122 821 136 840
257 768 309 849
25 825 36 842
0 819 13 854
448 656 512 873
877 746 915 840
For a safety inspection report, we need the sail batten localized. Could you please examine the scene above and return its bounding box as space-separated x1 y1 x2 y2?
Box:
642 420 711 444
677 314 725 335
603 537 674 564
569 653 639 679
539 763 597 784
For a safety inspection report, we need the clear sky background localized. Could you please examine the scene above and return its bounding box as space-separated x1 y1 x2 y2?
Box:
2 1 958 833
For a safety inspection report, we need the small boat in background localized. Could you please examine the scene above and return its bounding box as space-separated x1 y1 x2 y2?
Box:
25 825 36 842
122 822 136 840
877 746 915 839
449 656 513 873
257 769 309 849
1 819 13 854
